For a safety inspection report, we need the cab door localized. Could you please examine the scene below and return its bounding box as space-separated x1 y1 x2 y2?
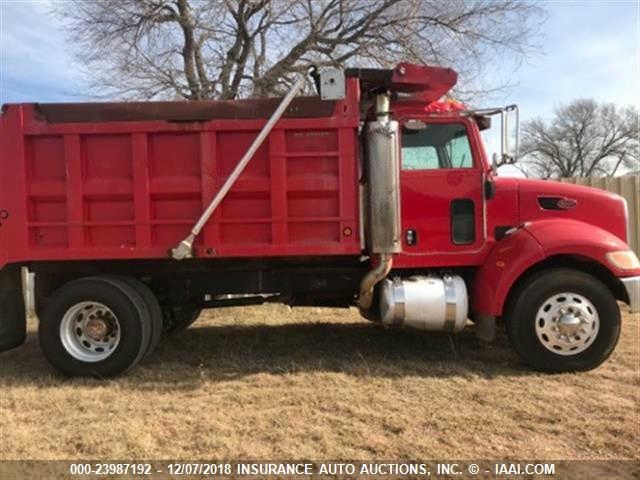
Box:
398 118 487 266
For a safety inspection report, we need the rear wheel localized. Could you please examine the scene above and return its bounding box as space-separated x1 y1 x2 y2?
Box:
505 268 621 372
39 277 153 377
105 276 163 358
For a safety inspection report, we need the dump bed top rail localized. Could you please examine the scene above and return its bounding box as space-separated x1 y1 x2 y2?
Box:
29 96 336 124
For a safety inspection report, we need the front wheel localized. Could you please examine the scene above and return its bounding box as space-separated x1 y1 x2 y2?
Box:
505 268 621 372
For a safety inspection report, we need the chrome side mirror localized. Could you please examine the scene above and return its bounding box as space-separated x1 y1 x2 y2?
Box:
504 105 519 163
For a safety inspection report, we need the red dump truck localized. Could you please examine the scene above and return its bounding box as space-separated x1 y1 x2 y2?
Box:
1 63 638 377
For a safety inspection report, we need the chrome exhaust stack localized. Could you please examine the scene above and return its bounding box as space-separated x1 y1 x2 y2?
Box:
358 93 402 312
358 253 393 311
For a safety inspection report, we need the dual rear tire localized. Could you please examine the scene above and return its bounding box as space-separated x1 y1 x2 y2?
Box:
39 276 163 377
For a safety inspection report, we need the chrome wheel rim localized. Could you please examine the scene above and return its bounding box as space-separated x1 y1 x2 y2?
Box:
59 302 121 362
535 292 599 356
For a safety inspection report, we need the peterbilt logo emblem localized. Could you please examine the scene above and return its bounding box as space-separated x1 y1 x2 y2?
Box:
556 198 578 209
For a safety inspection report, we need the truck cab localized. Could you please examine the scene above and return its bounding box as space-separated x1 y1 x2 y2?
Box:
351 63 638 372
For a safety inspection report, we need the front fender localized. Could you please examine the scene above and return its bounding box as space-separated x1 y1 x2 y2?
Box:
524 219 637 277
473 219 637 317
472 227 544 316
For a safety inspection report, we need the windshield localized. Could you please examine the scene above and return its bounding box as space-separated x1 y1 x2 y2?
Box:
402 123 473 170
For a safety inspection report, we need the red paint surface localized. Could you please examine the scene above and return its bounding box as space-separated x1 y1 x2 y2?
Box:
394 114 490 268
470 178 639 316
0 80 362 266
472 227 545 316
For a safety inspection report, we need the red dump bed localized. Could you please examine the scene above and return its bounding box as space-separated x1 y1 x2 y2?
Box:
0 80 362 269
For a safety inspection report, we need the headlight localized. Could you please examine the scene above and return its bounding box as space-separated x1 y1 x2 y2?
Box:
607 250 640 270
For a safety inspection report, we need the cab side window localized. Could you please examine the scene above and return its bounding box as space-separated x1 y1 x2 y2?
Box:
402 123 473 170
446 134 472 168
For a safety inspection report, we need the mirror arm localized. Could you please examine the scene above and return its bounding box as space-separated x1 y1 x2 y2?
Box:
513 105 520 163
484 177 496 200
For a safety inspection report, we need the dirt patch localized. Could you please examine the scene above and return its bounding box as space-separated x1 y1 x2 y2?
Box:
1 306 638 460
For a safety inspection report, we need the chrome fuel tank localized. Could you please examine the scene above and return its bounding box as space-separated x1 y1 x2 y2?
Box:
379 275 468 332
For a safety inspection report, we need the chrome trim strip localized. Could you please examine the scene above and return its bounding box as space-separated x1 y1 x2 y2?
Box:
393 277 405 326
621 276 640 313
443 275 457 332
21 266 35 318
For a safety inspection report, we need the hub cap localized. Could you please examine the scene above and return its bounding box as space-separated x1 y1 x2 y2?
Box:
535 292 599 356
59 302 121 362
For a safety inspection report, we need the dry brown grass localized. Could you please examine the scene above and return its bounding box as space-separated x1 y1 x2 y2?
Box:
1 306 638 460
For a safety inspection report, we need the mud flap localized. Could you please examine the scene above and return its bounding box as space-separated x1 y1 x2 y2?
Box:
0 266 26 352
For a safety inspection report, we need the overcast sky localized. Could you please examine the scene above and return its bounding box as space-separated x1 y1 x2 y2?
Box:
1 1 638 123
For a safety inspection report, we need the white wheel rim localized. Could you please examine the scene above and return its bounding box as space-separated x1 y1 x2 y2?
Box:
535 292 599 356
59 302 121 362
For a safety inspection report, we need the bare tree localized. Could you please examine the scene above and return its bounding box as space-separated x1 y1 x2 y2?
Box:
58 0 544 101
520 99 639 179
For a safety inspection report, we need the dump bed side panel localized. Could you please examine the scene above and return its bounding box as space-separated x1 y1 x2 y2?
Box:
0 84 361 267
